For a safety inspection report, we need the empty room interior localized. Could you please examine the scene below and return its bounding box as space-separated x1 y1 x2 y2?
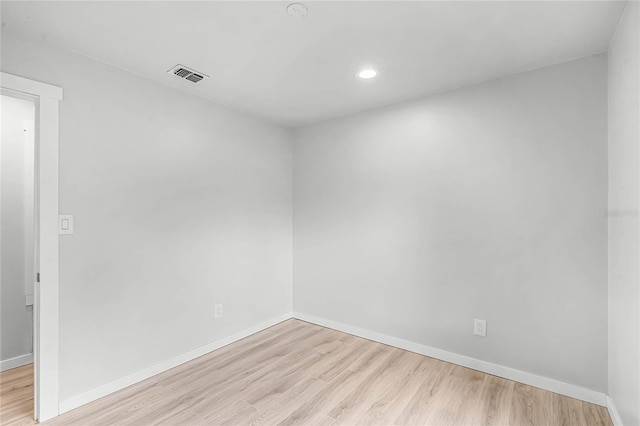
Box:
0 1 638 425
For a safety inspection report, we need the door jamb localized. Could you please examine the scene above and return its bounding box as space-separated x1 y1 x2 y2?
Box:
1 72 63 422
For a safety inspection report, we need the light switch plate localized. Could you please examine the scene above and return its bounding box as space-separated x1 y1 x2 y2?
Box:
59 215 74 235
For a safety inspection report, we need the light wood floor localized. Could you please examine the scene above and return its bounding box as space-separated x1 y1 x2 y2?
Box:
1 319 612 425
1 363 36 426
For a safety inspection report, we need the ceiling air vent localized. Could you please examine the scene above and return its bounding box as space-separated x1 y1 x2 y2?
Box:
167 64 209 84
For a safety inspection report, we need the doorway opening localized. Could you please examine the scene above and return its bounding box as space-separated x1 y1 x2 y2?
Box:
0 73 62 422
0 93 37 423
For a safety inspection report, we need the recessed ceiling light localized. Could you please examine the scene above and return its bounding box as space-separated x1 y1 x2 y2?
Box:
286 3 308 18
358 69 378 79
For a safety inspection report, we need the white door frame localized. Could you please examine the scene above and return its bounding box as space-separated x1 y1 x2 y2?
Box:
1 72 62 422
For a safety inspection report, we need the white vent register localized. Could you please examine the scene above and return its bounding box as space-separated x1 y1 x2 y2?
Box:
167 64 209 84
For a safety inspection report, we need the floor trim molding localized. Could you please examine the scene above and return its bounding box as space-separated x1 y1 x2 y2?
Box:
293 311 607 406
607 396 624 426
0 353 33 372
58 312 293 414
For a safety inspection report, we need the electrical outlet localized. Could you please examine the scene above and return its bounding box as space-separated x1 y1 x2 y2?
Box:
214 304 223 319
474 319 487 337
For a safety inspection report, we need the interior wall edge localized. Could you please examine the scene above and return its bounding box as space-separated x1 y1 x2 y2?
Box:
606 0 640 424
607 396 624 426
57 312 293 414
292 311 607 407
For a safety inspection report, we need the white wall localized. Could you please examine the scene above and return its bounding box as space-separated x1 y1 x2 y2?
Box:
0 21 620 412
608 1 640 424
1 34 293 401
293 55 608 393
1 94 35 366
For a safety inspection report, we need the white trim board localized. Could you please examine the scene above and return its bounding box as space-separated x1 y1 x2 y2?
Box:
292 311 607 406
58 313 293 414
0 73 63 100
607 396 624 426
0 353 34 372
2 72 63 422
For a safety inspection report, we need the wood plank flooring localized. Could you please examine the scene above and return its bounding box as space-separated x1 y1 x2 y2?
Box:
0 363 36 425
1 319 612 425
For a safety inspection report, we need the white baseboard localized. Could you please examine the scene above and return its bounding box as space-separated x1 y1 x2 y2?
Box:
0 353 33 372
607 396 624 426
59 312 293 414
293 311 607 406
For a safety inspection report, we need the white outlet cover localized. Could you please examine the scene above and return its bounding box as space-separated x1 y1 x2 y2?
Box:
474 319 487 337
214 304 223 319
